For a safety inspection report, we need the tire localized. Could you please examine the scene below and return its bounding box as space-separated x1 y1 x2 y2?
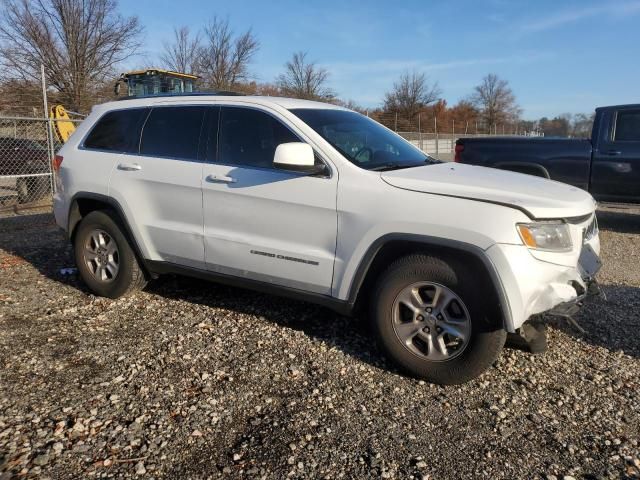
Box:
74 210 147 298
371 254 506 385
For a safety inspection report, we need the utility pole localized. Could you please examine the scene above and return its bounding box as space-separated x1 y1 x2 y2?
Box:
41 64 56 193
452 120 455 156
434 116 439 159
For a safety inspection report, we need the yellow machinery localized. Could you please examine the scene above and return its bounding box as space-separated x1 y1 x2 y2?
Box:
50 105 76 144
114 69 199 97
50 69 199 144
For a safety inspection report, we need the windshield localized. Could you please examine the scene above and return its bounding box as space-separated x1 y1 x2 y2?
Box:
290 108 438 171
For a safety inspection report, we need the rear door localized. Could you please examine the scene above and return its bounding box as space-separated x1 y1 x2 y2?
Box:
108 105 207 268
591 108 640 202
201 105 338 294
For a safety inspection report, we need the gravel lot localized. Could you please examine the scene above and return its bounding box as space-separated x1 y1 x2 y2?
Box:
1 207 639 479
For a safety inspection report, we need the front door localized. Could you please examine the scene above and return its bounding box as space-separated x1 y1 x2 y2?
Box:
201 106 338 294
591 107 640 202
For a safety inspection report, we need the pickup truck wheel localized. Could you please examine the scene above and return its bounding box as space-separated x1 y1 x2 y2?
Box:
74 210 147 298
371 254 506 385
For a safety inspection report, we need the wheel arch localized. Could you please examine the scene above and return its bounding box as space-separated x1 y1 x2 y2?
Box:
68 192 151 276
346 234 512 330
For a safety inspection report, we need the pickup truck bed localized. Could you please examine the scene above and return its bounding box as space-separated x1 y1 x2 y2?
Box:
455 104 640 204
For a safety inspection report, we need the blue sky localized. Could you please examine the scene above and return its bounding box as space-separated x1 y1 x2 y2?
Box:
118 0 640 119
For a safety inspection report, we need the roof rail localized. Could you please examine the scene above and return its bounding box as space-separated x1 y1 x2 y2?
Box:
115 91 246 101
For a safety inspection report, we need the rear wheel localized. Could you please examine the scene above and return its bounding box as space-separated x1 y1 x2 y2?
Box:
74 210 147 298
371 254 506 385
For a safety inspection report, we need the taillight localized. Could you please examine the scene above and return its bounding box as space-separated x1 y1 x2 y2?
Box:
52 154 63 172
454 144 464 163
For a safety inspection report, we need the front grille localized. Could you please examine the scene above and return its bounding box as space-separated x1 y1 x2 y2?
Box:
583 215 598 243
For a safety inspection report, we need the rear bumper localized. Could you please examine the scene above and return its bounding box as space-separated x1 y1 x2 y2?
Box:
486 239 600 332
52 191 68 232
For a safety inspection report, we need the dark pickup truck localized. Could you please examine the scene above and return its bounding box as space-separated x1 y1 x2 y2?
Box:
455 104 640 204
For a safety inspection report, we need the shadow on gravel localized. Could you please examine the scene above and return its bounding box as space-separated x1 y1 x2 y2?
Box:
597 208 640 234
147 274 400 376
0 213 81 288
541 284 640 359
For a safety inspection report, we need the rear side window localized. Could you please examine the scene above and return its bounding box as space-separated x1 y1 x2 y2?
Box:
217 107 299 168
614 109 640 142
140 106 206 160
84 108 149 153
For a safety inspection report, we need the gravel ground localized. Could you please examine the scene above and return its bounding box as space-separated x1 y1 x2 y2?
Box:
0 207 639 479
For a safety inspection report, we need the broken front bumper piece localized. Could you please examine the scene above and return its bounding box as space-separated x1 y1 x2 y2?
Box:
507 243 603 352
546 278 603 333
546 243 603 328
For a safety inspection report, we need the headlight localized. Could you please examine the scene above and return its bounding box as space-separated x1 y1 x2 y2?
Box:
517 222 572 251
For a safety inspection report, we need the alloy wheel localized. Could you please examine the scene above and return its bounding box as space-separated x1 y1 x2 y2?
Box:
392 281 472 362
83 229 120 283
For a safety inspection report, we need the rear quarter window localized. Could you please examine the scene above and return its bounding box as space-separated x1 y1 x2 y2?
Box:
83 108 149 153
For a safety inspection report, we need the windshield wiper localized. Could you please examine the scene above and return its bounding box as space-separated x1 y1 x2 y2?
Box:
369 162 424 171
369 163 403 171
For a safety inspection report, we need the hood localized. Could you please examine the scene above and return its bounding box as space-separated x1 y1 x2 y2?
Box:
381 163 596 219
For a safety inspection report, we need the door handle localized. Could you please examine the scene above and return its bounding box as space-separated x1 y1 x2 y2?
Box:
117 162 142 171
205 174 237 184
605 150 622 156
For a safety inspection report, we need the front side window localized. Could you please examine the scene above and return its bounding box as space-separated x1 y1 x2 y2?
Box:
290 108 437 171
84 108 149 153
140 106 206 160
217 107 299 169
614 109 640 142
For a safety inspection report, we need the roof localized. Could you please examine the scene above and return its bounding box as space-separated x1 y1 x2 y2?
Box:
99 94 348 112
594 104 640 112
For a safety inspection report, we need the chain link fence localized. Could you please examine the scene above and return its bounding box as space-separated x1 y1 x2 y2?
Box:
397 132 513 162
0 116 82 220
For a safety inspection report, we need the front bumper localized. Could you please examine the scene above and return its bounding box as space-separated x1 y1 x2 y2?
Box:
486 239 601 332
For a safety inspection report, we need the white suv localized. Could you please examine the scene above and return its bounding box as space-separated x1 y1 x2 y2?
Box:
52 94 601 384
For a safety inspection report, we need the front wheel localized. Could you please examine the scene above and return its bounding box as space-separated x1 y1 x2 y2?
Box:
371 254 506 385
74 210 147 298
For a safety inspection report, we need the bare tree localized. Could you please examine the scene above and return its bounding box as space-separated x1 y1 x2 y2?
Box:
470 74 521 131
276 51 334 100
160 26 202 74
334 98 366 113
569 112 594 138
198 16 259 90
0 0 143 112
383 70 441 117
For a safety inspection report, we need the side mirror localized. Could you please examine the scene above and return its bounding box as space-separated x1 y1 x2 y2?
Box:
274 142 326 175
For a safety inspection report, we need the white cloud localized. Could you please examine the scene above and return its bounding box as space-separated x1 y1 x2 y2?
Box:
325 52 552 78
520 1 640 33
